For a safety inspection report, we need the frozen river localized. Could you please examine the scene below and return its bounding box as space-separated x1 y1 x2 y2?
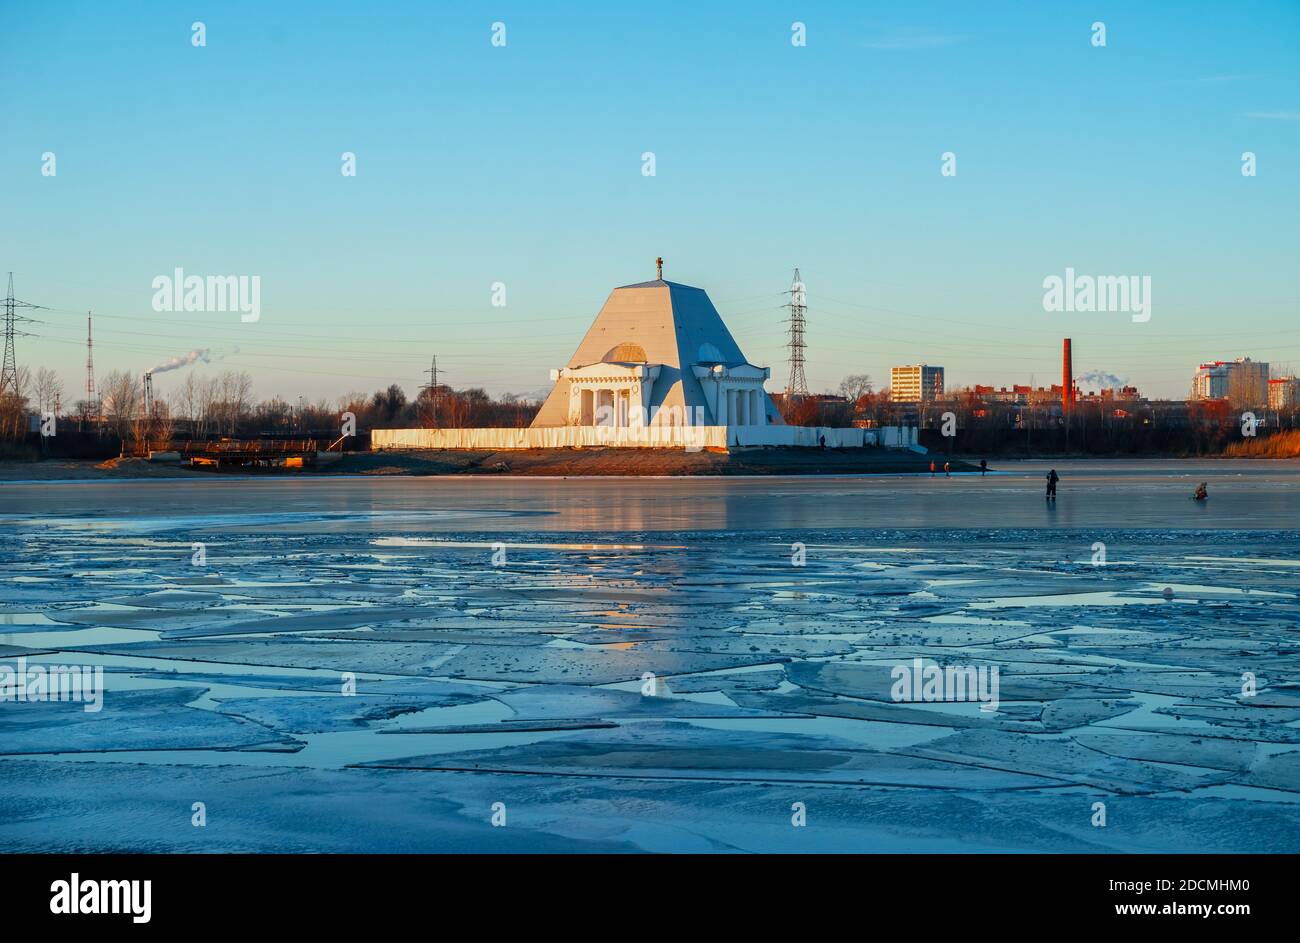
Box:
1 459 1298 852
2 458 1299 533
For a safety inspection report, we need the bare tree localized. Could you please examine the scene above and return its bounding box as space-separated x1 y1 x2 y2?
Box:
254 396 293 433
337 391 375 431
149 401 175 450
173 373 201 434
100 370 141 442
0 372 30 440
32 367 64 417
196 376 218 437
415 389 440 428
838 374 874 405
211 370 252 436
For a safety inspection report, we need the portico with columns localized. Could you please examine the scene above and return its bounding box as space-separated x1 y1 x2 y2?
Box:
551 360 662 428
531 260 785 434
692 362 771 426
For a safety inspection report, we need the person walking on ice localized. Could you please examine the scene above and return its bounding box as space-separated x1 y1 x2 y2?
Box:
1046 468 1060 501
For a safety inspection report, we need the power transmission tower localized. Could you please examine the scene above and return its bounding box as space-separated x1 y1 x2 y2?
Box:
784 268 808 398
2 273 43 397
85 311 97 416
422 355 444 425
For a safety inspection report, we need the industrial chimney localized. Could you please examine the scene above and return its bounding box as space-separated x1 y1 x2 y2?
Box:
1062 338 1073 414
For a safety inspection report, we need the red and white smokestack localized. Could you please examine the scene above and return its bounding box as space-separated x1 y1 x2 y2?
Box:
1062 338 1073 414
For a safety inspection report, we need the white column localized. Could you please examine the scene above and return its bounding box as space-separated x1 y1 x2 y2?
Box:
750 390 761 425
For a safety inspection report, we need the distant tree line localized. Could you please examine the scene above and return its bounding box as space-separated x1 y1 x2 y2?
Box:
0 367 542 456
4 362 1298 458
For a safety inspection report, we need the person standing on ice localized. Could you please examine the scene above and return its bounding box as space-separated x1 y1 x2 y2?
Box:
944 460 950 477
980 458 988 476
930 460 936 477
1046 468 1060 500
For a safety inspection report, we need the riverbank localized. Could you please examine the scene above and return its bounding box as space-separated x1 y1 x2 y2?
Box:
13 450 1300 482
0 457 209 481
1224 429 1300 458
0 449 974 480
342 448 973 476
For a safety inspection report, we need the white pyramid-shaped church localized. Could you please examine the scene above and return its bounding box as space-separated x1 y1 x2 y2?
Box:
370 265 918 451
532 272 783 430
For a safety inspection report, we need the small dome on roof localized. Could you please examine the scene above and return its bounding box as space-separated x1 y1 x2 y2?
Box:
602 342 647 363
697 342 723 363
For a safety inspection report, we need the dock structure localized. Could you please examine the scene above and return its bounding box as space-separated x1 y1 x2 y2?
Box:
179 438 321 469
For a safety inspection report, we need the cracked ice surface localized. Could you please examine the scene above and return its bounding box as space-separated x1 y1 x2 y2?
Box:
1 469 1299 852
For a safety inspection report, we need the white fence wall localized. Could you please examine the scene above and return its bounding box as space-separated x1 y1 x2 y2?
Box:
371 425 917 451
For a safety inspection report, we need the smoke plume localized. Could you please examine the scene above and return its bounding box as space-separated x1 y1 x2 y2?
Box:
150 349 211 374
1077 369 1126 391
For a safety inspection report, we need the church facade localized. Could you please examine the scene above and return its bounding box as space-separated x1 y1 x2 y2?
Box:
531 276 782 431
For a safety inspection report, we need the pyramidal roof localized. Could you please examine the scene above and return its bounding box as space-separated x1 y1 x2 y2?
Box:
531 278 780 427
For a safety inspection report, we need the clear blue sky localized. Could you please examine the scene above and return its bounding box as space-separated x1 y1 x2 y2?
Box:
2 0 1297 403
